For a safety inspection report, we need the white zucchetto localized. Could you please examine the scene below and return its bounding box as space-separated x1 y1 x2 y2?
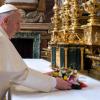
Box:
0 4 17 14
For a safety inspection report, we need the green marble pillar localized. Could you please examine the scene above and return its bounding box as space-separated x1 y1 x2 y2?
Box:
60 47 65 67
68 47 81 70
51 47 56 67
33 32 40 58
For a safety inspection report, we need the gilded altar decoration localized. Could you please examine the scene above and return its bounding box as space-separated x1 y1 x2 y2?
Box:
49 0 84 45
49 0 100 73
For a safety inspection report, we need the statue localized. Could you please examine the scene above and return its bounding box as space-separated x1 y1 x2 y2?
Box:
5 0 46 23
25 0 46 23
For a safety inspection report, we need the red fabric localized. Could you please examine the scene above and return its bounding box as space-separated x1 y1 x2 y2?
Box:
79 82 88 88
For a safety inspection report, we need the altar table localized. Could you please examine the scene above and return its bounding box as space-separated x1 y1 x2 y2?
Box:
12 59 100 100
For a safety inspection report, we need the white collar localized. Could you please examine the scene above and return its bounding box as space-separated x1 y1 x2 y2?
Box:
0 26 9 38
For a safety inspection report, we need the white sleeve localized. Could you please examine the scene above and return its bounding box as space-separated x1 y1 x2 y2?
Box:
14 68 57 92
0 35 56 92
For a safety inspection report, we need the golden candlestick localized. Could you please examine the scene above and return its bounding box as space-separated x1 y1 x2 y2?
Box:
71 0 83 31
58 0 71 43
63 0 70 33
68 0 84 44
53 0 60 32
50 0 61 44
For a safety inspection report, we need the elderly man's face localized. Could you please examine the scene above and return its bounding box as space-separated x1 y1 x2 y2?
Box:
7 11 21 39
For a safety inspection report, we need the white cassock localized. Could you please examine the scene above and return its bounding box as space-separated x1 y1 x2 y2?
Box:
0 27 56 96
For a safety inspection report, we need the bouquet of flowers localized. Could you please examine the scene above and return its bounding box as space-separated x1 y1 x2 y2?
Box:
52 67 87 89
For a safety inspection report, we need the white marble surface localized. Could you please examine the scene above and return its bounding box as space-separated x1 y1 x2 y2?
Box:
12 59 100 100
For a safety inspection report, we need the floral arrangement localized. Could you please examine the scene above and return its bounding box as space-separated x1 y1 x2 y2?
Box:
52 67 87 89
